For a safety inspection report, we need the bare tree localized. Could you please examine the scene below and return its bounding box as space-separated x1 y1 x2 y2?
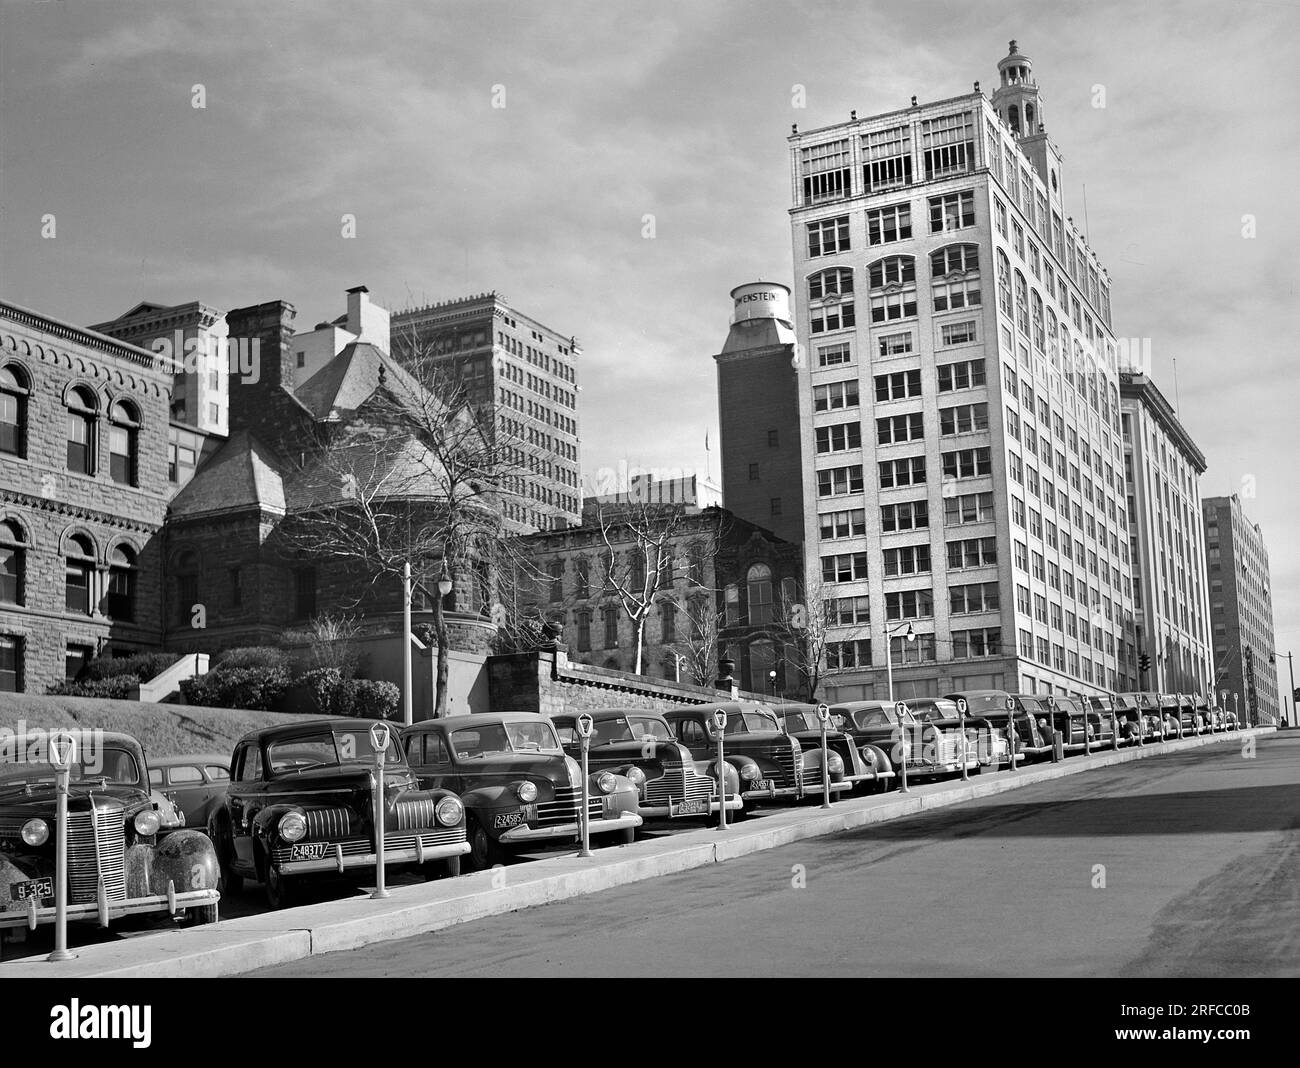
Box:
593 500 691 675
280 339 541 716
667 593 727 685
772 574 867 701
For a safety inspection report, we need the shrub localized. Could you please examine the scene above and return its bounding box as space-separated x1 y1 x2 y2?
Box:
180 665 291 711
215 646 291 671
46 676 140 699
350 679 400 720
298 667 356 718
85 652 183 683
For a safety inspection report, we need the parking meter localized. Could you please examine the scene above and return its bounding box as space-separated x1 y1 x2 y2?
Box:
1046 696 1062 763
576 714 594 857
1006 695 1018 772
956 697 969 781
713 709 728 831
369 722 392 899
895 701 910 793
47 732 77 962
1176 693 1185 740
1110 697 1120 752
816 703 832 809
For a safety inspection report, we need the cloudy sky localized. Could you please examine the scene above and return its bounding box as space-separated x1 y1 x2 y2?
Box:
2 0 1297 702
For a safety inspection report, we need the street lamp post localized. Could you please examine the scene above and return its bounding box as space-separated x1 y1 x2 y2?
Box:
884 622 916 705
1269 651 1295 728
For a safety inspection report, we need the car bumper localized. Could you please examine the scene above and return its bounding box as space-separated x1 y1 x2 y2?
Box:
278 839 471 875
498 812 642 843
799 780 853 796
639 797 744 818
0 887 219 931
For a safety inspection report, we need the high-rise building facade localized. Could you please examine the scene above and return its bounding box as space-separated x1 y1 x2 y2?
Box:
713 282 805 546
789 41 1136 702
1202 494 1279 725
1119 371 1213 695
391 293 582 534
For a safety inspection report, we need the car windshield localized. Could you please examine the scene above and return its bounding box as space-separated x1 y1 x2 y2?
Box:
590 717 635 746
724 710 780 735
267 730 402 775
912 702 959 721
0 744 142 788
626 717 672 742
950 693 1012 715
782 711 820 732
845 708 916 730
450 721 561 759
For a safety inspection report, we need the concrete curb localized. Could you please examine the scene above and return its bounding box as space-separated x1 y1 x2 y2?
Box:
0 726 1273 977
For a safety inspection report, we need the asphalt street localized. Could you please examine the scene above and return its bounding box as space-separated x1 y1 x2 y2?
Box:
249 732 1300 978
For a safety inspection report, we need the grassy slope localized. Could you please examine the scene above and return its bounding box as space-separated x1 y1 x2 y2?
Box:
0 693 317 759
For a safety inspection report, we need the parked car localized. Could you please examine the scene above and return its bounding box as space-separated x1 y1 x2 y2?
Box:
829 700 978 779
1048 696 1116 751
0 730 220 938
773 704 890 794
403 713 642 870
1081 696 1123 746
1154 695 1186 737
1112 693 1148 743
662 703 804 806
944 690 1048 761
550 708 742 821
210 718 468 909
906 697 1008 770
149 754 230 833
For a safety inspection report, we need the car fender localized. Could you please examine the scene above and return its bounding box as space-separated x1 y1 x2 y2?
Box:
858 742 893 776
149 828 220 896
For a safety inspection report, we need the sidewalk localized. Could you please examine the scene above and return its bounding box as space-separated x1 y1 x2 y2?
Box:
0 726 1272 977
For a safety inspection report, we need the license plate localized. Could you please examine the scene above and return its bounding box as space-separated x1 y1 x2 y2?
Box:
290 842 328 861
670 798 707 817
749 779 773 792
493 811 526 830
11 877 54 902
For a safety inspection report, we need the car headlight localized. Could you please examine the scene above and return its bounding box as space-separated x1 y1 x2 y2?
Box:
624 766 646 788
596 772 617 794
739 763 759 781
516 781 538 803
279 811 307 842
828 752 843 774
133 809 161 837
1037 717 1048 729
860 747 876 766
435 796 464 826
21 818 49 847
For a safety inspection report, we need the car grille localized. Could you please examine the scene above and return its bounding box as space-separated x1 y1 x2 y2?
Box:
69 803 127 905
534 786 604 827
643 763 714 805
271 827 465 866
775 744 800 788
304 807 357 839
394 796 442 830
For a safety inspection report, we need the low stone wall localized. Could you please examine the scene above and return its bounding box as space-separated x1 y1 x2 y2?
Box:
487 647 770 717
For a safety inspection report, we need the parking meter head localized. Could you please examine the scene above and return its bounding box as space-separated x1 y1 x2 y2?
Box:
1005 696 1015 711
956 697 968 716
894 701 908 717
49 732 77 771
816 703 830 724
368 722 391 755
713 709 727 732
576 713 594 739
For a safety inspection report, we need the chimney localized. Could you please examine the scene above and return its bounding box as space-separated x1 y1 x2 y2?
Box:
346 285 369 337
224 299 297 436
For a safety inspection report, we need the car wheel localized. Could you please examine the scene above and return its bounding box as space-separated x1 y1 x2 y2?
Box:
423 855 461 881
264 862 298 910
613 826 635 846
187 903 219 926
465 817 504 872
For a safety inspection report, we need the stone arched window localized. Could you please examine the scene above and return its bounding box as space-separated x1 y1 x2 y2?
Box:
0 518 28 605
109 400 140 486
747 563 773 625
0 364 31 458
107 544 137 621
66 386 98 475
65 533 95 615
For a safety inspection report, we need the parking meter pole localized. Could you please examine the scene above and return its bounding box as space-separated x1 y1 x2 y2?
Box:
577 713 594 857
896 701 910 794
48 733 76 962
816 703 831 810
1111 699 1120 752
958 703 969 781
370 723 391 900
1007 696 1018 773
714 709 728 831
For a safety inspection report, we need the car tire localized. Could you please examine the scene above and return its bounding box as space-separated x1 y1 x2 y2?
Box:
423 855 461 881
614 826 635 846
465 817 504 872
264 862 297 910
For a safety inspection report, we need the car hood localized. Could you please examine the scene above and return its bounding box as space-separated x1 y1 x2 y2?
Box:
576 739 691 763
0 780 149 816
454 751 573 783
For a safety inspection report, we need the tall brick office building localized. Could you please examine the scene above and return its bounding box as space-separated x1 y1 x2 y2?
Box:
0 300 172 692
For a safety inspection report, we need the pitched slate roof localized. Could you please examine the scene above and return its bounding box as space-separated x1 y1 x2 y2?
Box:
168 429 287 519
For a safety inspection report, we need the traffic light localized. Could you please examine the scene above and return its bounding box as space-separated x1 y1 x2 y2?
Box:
1139 653 1151 673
